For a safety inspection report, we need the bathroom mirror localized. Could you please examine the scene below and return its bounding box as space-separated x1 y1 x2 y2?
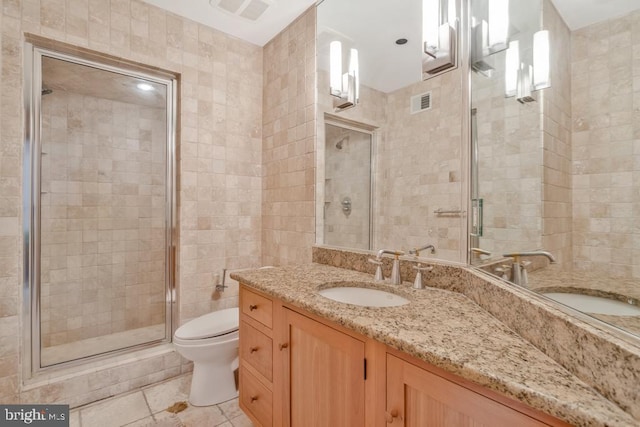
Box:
470 0 640 338
24 43 177 373
316 0 467 262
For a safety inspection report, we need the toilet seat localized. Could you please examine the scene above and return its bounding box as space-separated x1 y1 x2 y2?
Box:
175 307 239 341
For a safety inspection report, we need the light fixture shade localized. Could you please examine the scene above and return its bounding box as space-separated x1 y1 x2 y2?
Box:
349 48 359 101
422 0 440 55
504 40 519 97
329 41 342 96
488 0 509 51
533 30 550 90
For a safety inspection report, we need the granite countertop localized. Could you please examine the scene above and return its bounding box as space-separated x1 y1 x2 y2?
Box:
231 264 638 427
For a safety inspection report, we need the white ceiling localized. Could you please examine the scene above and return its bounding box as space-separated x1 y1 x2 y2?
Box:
140 0 315 46
550 0 640 30
140 0 640 48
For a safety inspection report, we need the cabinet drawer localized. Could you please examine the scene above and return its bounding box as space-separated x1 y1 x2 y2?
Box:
241 288 273 328
240 320 273 381
240 367 273 427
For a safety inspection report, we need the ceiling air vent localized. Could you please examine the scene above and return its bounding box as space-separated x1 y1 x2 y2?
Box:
410 91 432 114
211 0 271 21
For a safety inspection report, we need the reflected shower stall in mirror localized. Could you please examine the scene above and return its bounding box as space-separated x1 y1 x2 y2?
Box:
469 0 640 338
322 122 373 250
316 0 467 262
23 42 177 374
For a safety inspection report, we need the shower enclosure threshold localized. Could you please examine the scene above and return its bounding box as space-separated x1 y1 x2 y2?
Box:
41 324 166 367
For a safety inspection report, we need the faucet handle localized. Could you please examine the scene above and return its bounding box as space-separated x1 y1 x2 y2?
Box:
368 258 384 282
412 264 433 289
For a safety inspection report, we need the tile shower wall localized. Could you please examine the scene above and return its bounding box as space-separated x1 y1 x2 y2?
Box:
39 91 166 348
541 0 573 268
0 0 262 407
323 125 371 249
571 9 640 278
262 8 316 266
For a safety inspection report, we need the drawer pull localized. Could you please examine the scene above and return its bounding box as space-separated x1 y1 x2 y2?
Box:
250 346 259 353
385 410 402 423
249 304 258 311
250 395 259 403
279 343 289 351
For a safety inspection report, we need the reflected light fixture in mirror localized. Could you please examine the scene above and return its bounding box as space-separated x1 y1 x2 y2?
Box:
504 29 550 103
329 40 359 111
488 0 509 51
137 82 154 91
422 0 458 76
504 40 519 96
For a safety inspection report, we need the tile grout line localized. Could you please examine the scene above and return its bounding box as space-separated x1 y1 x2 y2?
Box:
140 388 155 422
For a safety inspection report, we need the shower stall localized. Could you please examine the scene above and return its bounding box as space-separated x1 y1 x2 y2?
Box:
322 122 373 250
23 42 177 374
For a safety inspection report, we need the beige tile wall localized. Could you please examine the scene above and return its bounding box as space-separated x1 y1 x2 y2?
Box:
262 8 316 266
541 0 573 268
39 91 167 348
1 0 262 407
571 9 640 278
377 71 464 261
472 36 544 257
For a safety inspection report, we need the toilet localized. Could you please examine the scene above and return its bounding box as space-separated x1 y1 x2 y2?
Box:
173 307 239 406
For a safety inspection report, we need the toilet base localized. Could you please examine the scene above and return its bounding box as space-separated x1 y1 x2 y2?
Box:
188 361 238 406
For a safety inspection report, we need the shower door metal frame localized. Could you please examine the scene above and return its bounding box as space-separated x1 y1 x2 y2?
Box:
22 41 178 379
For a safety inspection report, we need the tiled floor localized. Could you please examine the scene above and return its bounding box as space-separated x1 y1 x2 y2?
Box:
69 374 253 427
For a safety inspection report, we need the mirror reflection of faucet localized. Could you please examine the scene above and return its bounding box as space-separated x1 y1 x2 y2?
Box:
501 251 556 286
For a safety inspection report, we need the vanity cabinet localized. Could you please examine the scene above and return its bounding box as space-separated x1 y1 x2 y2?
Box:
282 308 366 427
385 352 562 426
238 285 570 427
239 287 277 426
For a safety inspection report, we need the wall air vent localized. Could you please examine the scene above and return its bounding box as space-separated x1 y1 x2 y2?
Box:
211 0 271 21
410 91 432 114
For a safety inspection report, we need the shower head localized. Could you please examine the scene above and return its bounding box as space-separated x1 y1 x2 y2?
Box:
336 136 348 150
41 88 53 96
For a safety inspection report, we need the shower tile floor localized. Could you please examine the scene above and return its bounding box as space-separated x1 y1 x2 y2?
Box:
69 374 252 427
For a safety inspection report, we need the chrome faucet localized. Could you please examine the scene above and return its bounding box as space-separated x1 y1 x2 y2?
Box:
408 244 435 257
502 250 556 286
368 249 405 284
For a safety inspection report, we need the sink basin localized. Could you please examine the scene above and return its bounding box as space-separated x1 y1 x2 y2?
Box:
542 292 640 316
318 286 410 307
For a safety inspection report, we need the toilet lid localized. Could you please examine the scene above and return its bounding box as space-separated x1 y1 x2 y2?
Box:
175 307 239 340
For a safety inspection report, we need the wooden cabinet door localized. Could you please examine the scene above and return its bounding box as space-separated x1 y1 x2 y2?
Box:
283 308 366 427
386 354 550 427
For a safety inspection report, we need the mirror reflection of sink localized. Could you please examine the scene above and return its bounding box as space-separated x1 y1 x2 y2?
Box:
318 286 410 307
542 292 640 316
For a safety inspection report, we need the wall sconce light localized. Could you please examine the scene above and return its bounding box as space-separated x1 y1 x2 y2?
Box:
504 40 519 96
470 0 509 76
504 30 550 103
533 30 550 90
488 0 509 52
329 40 359 110
422 0 458 77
